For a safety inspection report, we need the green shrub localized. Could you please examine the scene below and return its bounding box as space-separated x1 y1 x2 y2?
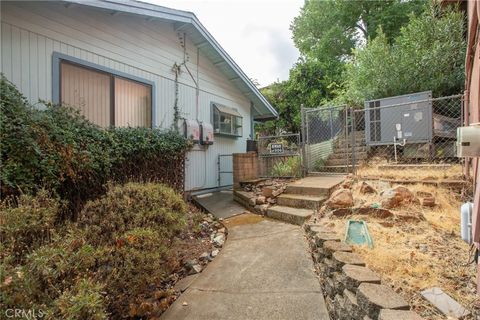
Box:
0 191 60 263
313 158 327 171
54 278 107 320
270 157 302 177
0 75 190 218
1 183 189 319
78 183 187 246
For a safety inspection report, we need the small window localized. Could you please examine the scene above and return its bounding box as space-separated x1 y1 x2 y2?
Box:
212 103 243 136
60 61 152 128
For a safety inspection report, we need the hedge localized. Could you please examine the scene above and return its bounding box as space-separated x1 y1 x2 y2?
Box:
0 74 191 218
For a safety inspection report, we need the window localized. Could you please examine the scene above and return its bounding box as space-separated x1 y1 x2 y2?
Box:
60 60 152 128
212 103 243 136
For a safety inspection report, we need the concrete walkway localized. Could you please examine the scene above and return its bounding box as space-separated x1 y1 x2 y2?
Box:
161 214 330 320
193 190 245 219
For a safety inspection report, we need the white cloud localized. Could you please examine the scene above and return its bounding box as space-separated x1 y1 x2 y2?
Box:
145 0 303 86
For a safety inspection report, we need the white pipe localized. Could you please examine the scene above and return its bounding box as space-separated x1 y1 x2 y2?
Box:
460 202 473 244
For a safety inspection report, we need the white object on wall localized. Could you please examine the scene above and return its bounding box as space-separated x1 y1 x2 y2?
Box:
180 119 200 143
460 202 473 244
200 122 214 145
456 125 480 157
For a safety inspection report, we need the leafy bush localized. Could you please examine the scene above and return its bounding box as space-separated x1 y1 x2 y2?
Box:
78 183 187 246
313 158 327 171
342 3 466 105
54 278 107 320
1 75 190 218
0 191 60 263
0 183 189 319
270 157 302 177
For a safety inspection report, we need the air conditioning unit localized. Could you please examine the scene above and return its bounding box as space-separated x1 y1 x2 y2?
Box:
200 122 214 145
180 119 200 143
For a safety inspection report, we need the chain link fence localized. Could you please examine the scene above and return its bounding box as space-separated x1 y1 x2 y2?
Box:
301 94 464 175
351 94 463 172
302 105 353 174
257 133 302 178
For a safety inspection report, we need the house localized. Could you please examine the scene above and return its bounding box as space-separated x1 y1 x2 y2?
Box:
0 0 278 192
463 0 480 295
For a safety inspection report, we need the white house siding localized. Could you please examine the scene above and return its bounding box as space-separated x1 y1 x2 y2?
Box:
1 1 252 191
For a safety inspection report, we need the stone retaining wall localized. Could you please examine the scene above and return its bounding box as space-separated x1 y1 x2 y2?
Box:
304 224 424 320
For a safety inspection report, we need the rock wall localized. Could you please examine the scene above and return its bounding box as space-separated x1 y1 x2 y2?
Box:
304 223 424 320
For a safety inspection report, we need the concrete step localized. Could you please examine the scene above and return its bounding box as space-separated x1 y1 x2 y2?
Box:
277 194 327 209
310 165 352 173
266 205 313 225
326 158 356 166
285 184 331 196
335 140 366 148
328 152 367 160
285 176 344 196
334 146 368 154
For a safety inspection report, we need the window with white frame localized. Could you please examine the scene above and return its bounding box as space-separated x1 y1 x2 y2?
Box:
60 61 152 128
212 103 243 137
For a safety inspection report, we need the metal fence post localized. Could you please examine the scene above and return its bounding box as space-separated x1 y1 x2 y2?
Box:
300 104 307 177
351 107 356 175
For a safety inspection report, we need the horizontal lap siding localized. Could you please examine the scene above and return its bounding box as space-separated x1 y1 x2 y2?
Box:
1 2 252 191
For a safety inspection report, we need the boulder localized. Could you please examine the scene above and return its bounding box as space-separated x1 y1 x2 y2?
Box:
380 186 418 209
342 178 354 189
422 196 436 207
213 234 225 247
360 182 376 194
254 204 269 214
326 188 354 209
256 196 266 205
261 186 274 197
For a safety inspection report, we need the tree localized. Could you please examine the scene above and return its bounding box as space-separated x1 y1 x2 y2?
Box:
256 58 332 135
342 4 466 105
290 0 426 86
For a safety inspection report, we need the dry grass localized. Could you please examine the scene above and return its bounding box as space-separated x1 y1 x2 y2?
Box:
318 180 478 319
356 160 464 181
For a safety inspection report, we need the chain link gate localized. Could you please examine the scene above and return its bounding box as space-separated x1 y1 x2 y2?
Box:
301 105 354 175
257 133 302 178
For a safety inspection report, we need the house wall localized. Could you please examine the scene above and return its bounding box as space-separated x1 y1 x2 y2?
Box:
463 0 480 294
0 1 252 191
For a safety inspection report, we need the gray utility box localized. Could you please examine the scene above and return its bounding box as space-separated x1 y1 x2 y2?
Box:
364 91 432 146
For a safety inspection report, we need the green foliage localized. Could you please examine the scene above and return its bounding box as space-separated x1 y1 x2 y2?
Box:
342 4 466 105
0 191 60 263
257 59 332 135
54 278 107 320
78 183 187 247
291 0 425 87
0 75 190 216
313 158 327 171
1 183 189 319
270 157 301 178
260 1 426 135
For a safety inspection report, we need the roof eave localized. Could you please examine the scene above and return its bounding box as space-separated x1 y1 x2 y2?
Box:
63 0 278 118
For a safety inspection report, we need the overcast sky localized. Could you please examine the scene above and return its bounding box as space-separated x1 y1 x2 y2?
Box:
147 0 304 87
